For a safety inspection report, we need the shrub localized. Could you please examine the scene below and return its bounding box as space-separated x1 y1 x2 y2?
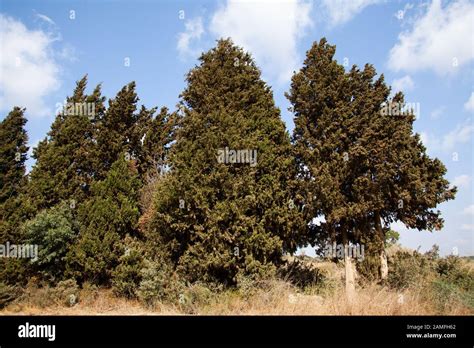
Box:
23 202 78 283
18 278 79 308
112 239 144 299
431 256 474 311
387 250 435 290
178 283 215 314
137 259 184 308
0 282 21 309
53 279 80 307
277 259 326 290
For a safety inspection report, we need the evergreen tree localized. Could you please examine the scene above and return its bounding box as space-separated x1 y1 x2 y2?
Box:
27 76 106 212
0 106 28 206
66 155 141 284
0 107 29 284
146 39 307 285
0 107 29 241
95 82 138 178
287 38 455 294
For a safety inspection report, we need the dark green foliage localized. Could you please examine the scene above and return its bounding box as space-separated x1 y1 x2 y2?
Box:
95 82 139 178
112 237 145 299
287 38 455 267
0 106 28 205
146 39 307 285
66 156 141 284
27 76 106 212
0 107 29 242
23 202 78 283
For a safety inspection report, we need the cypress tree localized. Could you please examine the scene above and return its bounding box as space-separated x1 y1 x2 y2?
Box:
287 39 456 295
66 155 141 284
0 106 29 242
27 76 106 211
146 39 307 285
0 107 29 283
95 82 138 178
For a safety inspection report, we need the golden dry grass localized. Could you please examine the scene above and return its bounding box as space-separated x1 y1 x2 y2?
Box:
1 279 471 316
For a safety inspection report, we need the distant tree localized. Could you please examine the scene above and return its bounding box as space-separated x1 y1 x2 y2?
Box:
145 39 308 285
287 38 455 295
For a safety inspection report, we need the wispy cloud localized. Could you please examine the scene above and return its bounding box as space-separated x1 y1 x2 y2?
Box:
321 0 381 27
392 75 415 93
464 92 474 112
177 17 204 58
388 0 474 75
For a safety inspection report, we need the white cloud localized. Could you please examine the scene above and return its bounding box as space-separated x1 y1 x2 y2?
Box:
177 17 205 58
451 174 471 189
35 12 55 26
462 204 474 216
0 14 61 117
461 224 473 231
441 118 474 151
392 75 415 92
209 0 313 83
388 0 474 75
321 0 381 26
464 92 474 112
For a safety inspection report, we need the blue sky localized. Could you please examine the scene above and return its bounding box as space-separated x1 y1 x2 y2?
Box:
1 0 473 256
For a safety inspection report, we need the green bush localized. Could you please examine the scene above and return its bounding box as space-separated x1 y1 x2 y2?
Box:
137 259 184 308
23 202 78 283
431 256 474 311
387 250 435 290
112 240 144 299
178 282 215 314
436 256 474 291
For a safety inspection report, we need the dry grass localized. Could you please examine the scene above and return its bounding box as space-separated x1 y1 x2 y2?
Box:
1 279 471 316
2 256 472 316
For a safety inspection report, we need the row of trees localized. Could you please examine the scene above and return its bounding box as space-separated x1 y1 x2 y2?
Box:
0 38 455 295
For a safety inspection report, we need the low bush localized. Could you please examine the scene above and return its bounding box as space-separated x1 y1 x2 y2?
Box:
0 282 21 309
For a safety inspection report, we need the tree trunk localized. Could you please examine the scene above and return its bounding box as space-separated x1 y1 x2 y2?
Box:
342 227 355 300
375 211 388 280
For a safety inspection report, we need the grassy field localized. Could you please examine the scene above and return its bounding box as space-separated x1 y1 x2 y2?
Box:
2 253 473 316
